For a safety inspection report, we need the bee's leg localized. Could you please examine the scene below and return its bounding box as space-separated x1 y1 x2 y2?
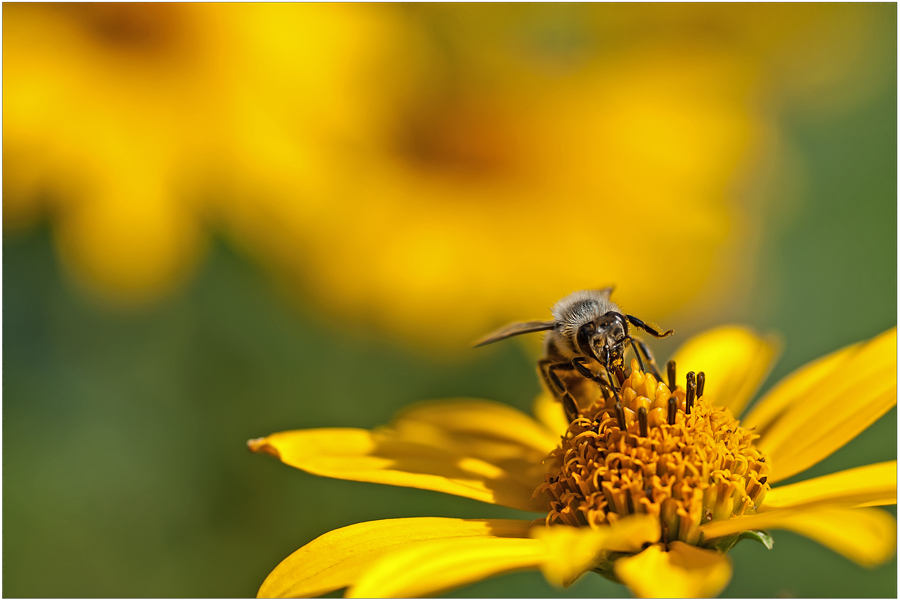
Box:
539 359 574 395
574 357 619 404
538 359 582 422
634 338 663 381
627 337 647 374
562 393 578 423
597 346 622 400
625 315 674 339
571 356 617 400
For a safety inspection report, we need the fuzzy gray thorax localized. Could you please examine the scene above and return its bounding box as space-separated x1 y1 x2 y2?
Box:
545 289 620 361
551 289 619 340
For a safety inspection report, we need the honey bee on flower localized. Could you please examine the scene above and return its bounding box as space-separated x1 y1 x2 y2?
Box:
249 311 896 598
474 288 674 422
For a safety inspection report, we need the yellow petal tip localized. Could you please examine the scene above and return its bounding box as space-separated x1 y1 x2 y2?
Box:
248 437 281 459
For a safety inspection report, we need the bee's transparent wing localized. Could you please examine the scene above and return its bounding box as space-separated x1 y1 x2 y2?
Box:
473 320 556 347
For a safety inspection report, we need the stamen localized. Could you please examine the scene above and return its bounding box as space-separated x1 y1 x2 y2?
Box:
667 360 676 392
536 362 772 544
686 372 696 415
614 402 626 430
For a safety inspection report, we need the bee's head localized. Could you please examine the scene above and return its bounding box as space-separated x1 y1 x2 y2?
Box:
576 313 628 362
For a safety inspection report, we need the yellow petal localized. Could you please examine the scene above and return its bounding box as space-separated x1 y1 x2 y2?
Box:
597 513 663 553
701 507 896 567
392 399 558 450
531 515 661 587
388 399 558 475
742 340 862 432
248 428 546 512
769 507 897 567
258 517 532 598
614 542 732 598
532 391 569 438
345 516 662 597
755 328 896 482
669 326 780 415
531 527 609 588
346 536 547 598
763 461 897 509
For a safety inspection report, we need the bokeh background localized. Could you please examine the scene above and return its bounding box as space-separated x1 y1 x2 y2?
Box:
3 4 896 598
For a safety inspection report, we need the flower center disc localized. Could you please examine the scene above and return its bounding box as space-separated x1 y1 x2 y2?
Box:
535 359 772 547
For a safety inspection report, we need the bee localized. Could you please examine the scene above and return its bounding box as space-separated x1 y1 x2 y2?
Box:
474 288 673 422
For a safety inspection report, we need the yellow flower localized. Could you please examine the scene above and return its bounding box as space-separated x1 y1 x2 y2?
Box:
249 326 897 597
3 4 417 303
8 4 891 345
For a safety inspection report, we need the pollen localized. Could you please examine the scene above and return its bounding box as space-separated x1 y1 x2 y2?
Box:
535 359 772 547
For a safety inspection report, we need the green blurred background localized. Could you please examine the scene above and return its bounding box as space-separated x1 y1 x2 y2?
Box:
3 4 896 598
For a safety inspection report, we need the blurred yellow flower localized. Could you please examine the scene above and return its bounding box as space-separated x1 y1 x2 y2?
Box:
4 4 892 343
3 3 415 303
249 326 896 597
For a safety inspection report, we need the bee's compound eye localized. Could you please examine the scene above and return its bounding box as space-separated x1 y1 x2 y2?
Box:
576 326 599 360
